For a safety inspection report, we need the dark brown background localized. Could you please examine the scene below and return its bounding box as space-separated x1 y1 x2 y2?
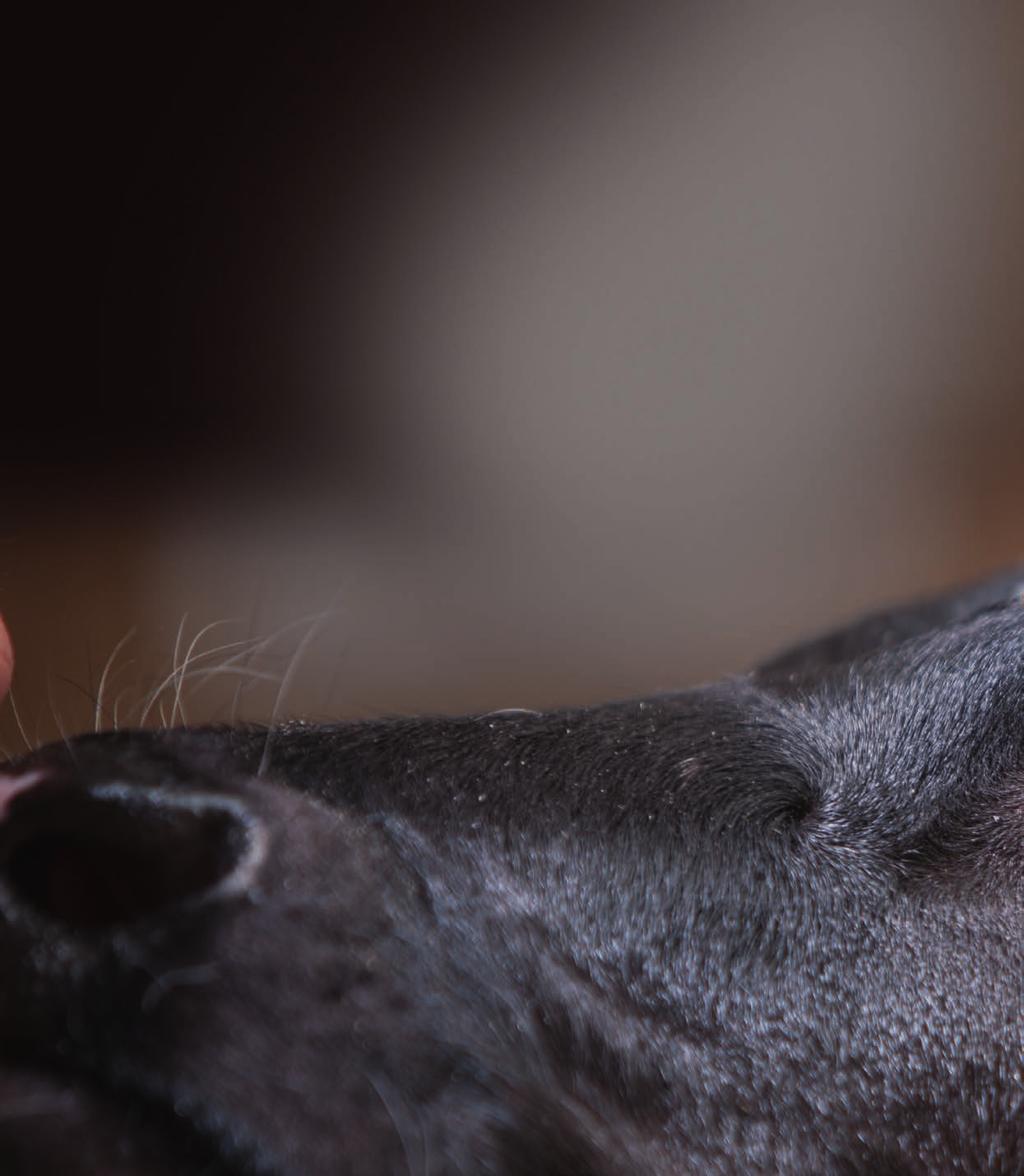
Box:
3 2 1022 751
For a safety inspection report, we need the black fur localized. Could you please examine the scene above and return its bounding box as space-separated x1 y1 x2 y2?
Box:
1 569 1022 1173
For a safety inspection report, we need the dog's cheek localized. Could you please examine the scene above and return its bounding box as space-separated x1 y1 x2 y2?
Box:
0 1066 220 1176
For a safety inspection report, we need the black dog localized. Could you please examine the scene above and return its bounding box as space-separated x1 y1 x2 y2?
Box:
1 569 1021 1174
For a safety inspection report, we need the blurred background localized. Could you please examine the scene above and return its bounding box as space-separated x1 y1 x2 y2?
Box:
3 1 1022 749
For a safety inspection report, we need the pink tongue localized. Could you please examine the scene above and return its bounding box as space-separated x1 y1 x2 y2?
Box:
0 772 43 821
0 613 10 700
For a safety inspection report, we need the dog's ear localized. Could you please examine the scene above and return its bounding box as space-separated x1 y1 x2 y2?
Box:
757 564 1024 680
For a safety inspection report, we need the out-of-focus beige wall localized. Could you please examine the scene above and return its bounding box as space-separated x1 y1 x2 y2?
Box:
3 3 1022 750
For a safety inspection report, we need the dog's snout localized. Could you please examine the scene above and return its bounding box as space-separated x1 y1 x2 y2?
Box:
0 775 266 932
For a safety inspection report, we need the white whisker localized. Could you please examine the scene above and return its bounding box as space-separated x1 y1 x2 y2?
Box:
94 627 136 733
112 682 138 731
180 666 282 687
167 611 195 727
6 689 33 753
137 623 247 728
258 606 338 777
230 678 245 724
171 619 243 728
45 677 71 755
366 1074 424 1176
171 612 189 692
135 623 181 728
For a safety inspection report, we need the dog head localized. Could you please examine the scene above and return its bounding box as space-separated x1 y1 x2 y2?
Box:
1 568 1021 1173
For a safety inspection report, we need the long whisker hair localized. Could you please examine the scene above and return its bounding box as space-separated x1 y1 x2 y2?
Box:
3 600 346 754
94 626 137 733
5 688 33 754
258 604 340 777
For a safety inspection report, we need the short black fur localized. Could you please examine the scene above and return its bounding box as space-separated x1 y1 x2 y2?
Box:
1 568 1021 1173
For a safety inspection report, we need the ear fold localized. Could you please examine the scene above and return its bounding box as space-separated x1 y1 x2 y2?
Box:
756 564 1024 680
